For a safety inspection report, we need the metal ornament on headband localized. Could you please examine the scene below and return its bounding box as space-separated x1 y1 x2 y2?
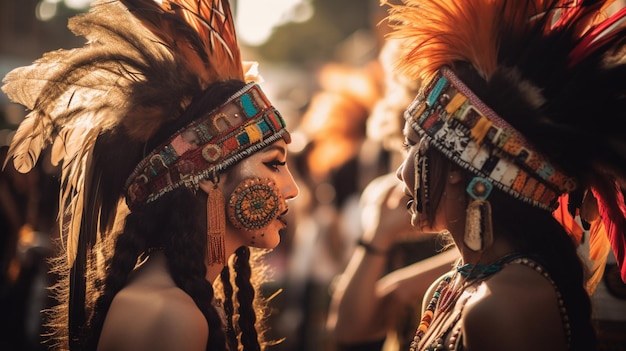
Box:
125 83 288 209
404 66 577 211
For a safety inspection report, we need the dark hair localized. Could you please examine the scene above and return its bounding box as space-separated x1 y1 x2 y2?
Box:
45 80 273 351
419 62 596 350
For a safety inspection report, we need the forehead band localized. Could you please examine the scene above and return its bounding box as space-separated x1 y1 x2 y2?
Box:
125 82 288 209
405 66 577 211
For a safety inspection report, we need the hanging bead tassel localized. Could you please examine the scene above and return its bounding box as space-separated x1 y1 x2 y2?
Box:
207 185 226 265
464 177 494 252
464 199 493 252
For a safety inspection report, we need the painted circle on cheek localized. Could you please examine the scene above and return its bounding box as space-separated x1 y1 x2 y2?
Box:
227 177 282 232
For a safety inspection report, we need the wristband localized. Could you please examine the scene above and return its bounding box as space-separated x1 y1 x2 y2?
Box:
357 238 388 256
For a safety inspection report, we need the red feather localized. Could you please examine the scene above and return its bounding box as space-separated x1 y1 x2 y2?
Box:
591 182 626 282
568 5 626 66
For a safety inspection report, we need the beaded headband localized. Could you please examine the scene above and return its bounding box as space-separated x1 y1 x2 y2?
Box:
405 66 577 211
125 83 288 209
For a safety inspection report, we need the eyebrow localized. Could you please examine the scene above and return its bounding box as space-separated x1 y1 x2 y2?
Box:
264 144 287 157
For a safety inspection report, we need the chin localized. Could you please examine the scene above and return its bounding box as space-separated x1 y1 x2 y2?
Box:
250 225 282 249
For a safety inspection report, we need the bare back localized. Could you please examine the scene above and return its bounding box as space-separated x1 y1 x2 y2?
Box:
461 261 568 351
97 253 209 351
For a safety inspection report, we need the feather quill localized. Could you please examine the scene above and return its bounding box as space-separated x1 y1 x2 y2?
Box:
3 0 246 266
592 182 626 282
3 1 250 347
384 0 626 285
121 0 244 86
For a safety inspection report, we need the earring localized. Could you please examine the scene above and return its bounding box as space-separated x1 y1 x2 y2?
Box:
414 139 430 213
207 174 226 265
464 177 494 252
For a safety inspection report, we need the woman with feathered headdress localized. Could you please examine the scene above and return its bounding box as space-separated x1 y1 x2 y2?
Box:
1 1 299 350
380 0 626 350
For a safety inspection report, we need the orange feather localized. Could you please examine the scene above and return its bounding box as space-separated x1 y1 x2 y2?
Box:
381 0 612 82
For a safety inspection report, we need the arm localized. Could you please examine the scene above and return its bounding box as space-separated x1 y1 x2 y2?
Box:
327 173 457 345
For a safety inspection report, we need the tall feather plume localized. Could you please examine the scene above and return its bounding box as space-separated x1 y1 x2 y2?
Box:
382 1 559 82
2 0 246 266
382 0 617 82
121 0 244 89
384 0 626 283
3 1 176 263
3 1 248 347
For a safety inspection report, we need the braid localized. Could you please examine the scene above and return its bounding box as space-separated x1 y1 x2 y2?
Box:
220 265 238 351
165 189 226 351
233 246 261 351
80 189 228 351
84 215 145 349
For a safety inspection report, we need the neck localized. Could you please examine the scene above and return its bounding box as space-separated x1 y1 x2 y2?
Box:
456 231 516 266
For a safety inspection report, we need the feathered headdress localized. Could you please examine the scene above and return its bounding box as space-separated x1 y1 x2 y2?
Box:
383 0 626 289
2 0 288 346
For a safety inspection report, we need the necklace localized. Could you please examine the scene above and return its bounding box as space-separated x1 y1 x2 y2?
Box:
425 295 470 351
457 253 525 279
409 254 570 351
409 275 452 351
409 253 525 351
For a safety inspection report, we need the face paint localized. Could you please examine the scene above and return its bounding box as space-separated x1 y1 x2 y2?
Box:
227 177 286 233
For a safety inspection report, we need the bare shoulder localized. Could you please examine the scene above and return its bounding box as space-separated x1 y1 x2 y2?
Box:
461 263 567 351
97 284 209 351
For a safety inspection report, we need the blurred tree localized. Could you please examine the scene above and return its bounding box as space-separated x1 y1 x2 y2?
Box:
256 0 379 67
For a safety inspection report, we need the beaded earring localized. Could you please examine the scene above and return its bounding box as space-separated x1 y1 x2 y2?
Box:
207 173 226 265
414 139 430 213
464 177 494 252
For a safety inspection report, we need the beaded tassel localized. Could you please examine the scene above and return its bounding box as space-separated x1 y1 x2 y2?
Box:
207 185 226 265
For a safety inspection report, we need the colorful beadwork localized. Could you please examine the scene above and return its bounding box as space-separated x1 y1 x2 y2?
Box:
227 177 284 232
410 255 571 351
410 275 452 351
404 66 577 211
125 83 288 209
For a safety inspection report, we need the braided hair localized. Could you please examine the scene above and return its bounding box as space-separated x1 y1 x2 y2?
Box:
44 80 275 351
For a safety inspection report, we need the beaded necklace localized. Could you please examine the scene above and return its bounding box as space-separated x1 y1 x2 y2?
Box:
409 255 571 351
409 275 452 351
409 254 523 351
435 253 523 316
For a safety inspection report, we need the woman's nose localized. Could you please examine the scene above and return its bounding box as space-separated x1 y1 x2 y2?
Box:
396 162 405 182
283 169 299 200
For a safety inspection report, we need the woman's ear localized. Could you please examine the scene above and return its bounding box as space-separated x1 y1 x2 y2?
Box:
199 171 231 194
198 179 214 194
448 169 464 185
